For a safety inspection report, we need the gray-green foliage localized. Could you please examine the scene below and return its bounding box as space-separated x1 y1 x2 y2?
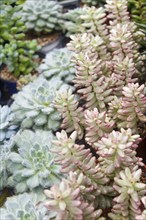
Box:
61 8 84 36
0 144 10 190
0 192 49 220
11 77 69 130
2 40 39 78
0 105 17 144
38 48 75 83
7 130 62 193
21 0 63 33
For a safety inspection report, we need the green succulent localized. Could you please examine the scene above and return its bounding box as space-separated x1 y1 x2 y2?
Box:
11 77 69 130
38 48 75 83
0 4 26 45
21 0 63 33
2 40 39 78
7 130 62 193
0 192 49 220
0 105 17 145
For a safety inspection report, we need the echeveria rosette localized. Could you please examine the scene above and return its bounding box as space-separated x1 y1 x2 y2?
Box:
7 130 62 193
11 77 67 131
0 105 17 144
21 0 63 33
108 167 146 220
38 48 75 83
0 192 49 220
95 128 142 178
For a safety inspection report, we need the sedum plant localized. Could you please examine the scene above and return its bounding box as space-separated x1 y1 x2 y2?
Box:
108 167 146 220
0 3 26 45
38 48 75 83
54 89 84 139
2 39 39 78
10 77 70 130
21 0 63 33
0 192 49 220
7 130 62 193
0 105 17 144
42 0 146 219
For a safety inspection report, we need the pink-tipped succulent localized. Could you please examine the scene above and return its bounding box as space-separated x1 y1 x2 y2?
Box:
84 108 115 147
54 89 84 139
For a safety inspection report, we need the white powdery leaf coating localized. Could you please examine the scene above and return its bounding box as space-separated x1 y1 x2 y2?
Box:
7 130 62 193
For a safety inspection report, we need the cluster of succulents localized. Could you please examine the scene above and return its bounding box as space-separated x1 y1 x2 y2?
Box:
21 0 63 33
1 40 39 78
0 3 26 45
38 48 75 83
0 0 146 219
42 0 146 219
10 77 70 130
7 130 62 193
0 105 17 144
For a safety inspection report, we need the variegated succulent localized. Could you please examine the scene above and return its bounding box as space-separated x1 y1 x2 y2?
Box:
7 130 62 193
21 0 63 33
0 192 49 220
0 105 17 145
38 48 75 83
11 77 69 131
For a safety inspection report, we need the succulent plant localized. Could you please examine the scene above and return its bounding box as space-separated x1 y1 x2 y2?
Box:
0 105 17 144
84 108 115 147
54 89 84 139
7 129 62 193
95 128 142 177
0 4 26 45
0 144 11 190
21 0 63 33
2 39 39 78
108 83 146 133
10 77 69 130
108 167 146 220
44 174 106 220
0 192 49 220
61 8 85 36
38 48 75 83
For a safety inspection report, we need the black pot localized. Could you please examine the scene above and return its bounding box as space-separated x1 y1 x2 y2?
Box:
37 34 67 58
59 0 80 10
0 65 18 103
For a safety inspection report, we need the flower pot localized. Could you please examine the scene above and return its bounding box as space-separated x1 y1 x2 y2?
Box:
37 34 67 58
59 0 80 10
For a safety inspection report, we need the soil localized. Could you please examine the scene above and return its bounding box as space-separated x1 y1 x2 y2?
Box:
0 67 17 82
25 31 61 47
